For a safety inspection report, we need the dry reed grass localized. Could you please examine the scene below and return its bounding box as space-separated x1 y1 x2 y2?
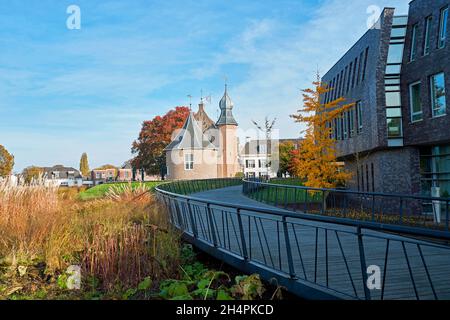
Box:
0 178 180 293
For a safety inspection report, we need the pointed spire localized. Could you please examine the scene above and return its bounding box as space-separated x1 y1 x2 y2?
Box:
216 83 238 126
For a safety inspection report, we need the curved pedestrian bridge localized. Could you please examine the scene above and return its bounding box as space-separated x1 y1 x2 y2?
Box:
156 179 450 300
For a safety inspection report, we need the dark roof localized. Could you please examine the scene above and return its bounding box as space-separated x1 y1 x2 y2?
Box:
42 165 82 179
165 113 217 151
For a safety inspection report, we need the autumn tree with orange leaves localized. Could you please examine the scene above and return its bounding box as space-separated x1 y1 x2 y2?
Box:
132 106 190 180
290 74 353 189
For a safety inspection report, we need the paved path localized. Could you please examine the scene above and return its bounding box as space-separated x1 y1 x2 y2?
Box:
188 186 450 300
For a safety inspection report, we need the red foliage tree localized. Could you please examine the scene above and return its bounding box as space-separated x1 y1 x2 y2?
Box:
132 106 190 179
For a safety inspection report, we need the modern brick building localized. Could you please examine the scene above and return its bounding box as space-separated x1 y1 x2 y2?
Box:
322 0 449 197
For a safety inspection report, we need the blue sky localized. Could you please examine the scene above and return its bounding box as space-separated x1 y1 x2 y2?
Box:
0 0 409 172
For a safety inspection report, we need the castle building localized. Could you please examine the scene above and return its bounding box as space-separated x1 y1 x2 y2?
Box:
165 86 241 180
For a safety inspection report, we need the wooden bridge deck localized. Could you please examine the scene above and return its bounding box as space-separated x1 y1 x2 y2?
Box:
189 186 450 300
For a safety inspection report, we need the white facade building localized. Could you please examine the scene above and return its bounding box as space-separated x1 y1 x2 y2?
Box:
241 139 302 179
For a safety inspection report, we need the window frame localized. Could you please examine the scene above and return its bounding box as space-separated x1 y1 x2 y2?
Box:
246 160 256 169
343 111 349 140
410 23 419 61
438 7 448 49
387 117 403 138
356 101 363 134
423 16 432 55
337 116 342 140
362 47 369 82
430 72 447 118
349 106 355 137
184 153 194 171
409 81 423 123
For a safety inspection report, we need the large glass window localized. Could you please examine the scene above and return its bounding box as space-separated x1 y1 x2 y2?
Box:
393 16 408 26
184 153 194 170
385 78 400 85
386 91 401 106
438 7 448 49
385 64 401 75
423 16 432 55
387 118 402 137
391 27 406 38
420 145 450 198
385 17 405 146
409 81 423 122
430 73 447 117
386 108 402 118
387 43 404 64
410 24 418 61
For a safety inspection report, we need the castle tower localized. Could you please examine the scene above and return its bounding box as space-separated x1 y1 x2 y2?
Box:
216 85 240 178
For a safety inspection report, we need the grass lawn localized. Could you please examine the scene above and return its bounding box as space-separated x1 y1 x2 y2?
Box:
249 179 323 205
78 181 163 201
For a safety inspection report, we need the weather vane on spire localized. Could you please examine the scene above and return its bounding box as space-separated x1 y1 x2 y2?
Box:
224 75 228 91
201 89 212 105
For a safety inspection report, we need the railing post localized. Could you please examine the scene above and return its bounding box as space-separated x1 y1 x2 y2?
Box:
446 200 449 232
399 198 404 224
321 190 325 215
371 194 375 222
206 204 218 247
187 199 198 238
305 190 309 213
357 226 371 300
284 187 288 209
236 208 249 260
174 198 185 230
274 187 278 207
294 188 299 212
282 216 296 279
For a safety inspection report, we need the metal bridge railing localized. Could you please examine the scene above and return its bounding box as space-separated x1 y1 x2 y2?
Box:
243 179 450 240
156 179 450 300
158 178 242 195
